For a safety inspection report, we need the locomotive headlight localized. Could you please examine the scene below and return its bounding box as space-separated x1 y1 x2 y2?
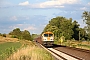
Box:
51 39 52 40
50 38 53 40
43 37 47 41
44 39 46 40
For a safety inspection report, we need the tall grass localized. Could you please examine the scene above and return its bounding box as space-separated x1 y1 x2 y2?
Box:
7 46 54 60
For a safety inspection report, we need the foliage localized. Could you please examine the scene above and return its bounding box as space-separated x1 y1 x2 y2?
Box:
72 21 80 40
0 33 2 36
42 16 89 45
43 16 82 40
9 28 32 41
79 28 88 40
82 11 90 39
21 30 31 40
11 35 17 38
81 38 85 41
9 28 21 37
31 34 39 40
87 39 90 44
58 36 65 45
2 34 6 37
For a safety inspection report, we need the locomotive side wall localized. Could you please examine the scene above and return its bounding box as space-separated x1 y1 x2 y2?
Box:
36 36 43 44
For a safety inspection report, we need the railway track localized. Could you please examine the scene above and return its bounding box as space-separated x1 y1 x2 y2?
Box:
35 42 90 60
39 44 84 60
48 48 83 60
53 45 90 60
53 44 90 53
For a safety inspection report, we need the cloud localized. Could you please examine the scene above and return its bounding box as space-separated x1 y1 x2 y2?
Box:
18 0 80 8
80 2 90 11
9 24 36 31
0 1 13 6
39 0 79 8
88 2 90 5
24 26 36 30
10 16 17 21
19 1 29 6
9 24 23 29
80 7 87 10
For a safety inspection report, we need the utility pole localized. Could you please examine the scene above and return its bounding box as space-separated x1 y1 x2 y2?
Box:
79 31 80 41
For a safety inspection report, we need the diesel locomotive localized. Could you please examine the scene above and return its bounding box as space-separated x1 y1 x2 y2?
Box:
35 31 54 46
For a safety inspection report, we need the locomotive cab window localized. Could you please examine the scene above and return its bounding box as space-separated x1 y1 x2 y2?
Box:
49 34 53 37
44 34 48 37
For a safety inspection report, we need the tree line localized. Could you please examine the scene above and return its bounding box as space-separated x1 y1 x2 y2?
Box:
42 11 90 41
9 28 32 41
0 28 39 41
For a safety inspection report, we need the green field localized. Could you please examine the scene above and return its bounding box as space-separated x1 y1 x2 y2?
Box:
0 42 22 60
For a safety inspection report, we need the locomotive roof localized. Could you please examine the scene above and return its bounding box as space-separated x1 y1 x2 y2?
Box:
43 31 53 34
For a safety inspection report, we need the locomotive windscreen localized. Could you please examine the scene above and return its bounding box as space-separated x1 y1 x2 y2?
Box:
44 34 53 37
44 34 48 37
49 34 53 37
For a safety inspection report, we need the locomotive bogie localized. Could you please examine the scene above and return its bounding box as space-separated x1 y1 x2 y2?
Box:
42 41 54 46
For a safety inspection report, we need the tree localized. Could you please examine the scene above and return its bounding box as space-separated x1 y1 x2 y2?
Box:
31 34 39 40
79 28 87 40
9 28 32 41
2 34 6 37
43 16 87 42
72 21 80 40
22 30 31 40
9 28 21 38
43 16 79 40
82 11 90 39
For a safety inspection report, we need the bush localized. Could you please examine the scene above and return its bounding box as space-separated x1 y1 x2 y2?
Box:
81 38 85 41
2 34 6 37
0 33 2 36
11 35 17 38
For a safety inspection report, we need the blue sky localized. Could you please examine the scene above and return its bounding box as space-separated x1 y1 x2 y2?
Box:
0 0 90 34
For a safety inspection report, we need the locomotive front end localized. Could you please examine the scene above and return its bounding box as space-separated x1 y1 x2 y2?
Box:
42 32 54 46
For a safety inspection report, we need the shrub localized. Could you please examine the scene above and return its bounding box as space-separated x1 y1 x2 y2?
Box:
0 33 2 36
2 34 6 37
11 35 17 38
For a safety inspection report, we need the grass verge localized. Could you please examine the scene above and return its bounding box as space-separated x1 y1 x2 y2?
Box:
62 40 90 50
7 46 54 60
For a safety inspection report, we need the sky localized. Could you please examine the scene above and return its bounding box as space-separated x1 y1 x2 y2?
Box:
0 0 90 34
